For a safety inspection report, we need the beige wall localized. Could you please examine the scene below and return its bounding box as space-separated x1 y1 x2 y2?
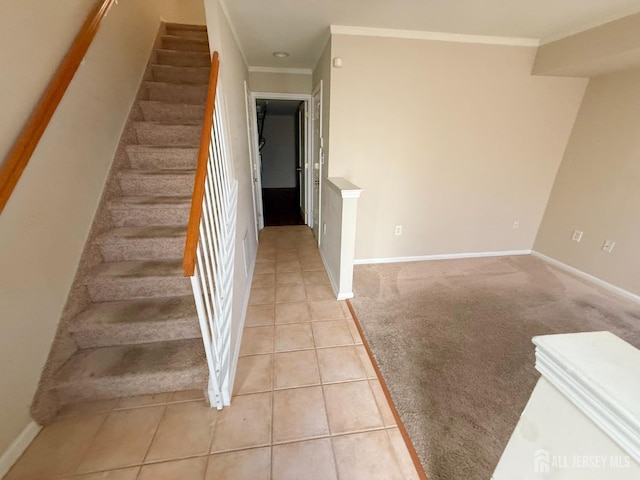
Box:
248 71 312 94
328 34 588 261
0 0 168 457
203 0 257 390
160 0 206 25
534 68 640 296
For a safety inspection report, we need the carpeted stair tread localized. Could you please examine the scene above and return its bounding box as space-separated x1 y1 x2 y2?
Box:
119 169 196 196
138 101 205 123
107 195 191 227
133 122 202 145
151 64 210 84
96 225 187 261
161 34 209 53
165 22 207 32
69 296 199 348
87 259 184 281
125 144 199 169
108 195 192 206
53 339 207 402
144 81 208 104
156 49 211 68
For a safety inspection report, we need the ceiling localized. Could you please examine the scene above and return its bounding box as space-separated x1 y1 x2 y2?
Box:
222 0 640 70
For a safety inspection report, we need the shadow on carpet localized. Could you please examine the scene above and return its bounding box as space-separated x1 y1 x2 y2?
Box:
349 255 640 480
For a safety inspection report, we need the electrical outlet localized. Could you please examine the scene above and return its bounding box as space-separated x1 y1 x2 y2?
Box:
572 230 583 242
395 225 402 236
323 223 327 235
602 240 615 253
512 221 519 229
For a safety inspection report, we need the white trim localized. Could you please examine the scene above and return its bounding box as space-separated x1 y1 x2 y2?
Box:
354 249 531 265
534 332 640 463
531 251 640 303
252 92 312 102
330 25 539 47
0 421 41 478
218 0 249 68
319 247 353 300
227 249 256 397
540 6 640 45
248 66 313 75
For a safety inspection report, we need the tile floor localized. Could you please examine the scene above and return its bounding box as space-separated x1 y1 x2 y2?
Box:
5 226 419 480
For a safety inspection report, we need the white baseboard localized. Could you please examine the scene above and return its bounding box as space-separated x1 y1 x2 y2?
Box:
319 247 354 300
531 251 640 304
0 421 41 477
354 249 532 265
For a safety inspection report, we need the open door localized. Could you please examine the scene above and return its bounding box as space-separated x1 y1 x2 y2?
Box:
311 81 323 243
297 102 307 223
244 82 264 235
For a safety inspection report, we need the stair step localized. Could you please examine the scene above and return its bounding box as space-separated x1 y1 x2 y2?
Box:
139 101 205 123
96 225 187 261
156 49 211 68
86 259 190 302
69 296 199 348
54 339 207 404
161 35 209 53
119 169 196 196
107 195 191 227
145 81 208 104
133 121 201 146
126 145 199 170
165 22 207 33
151 64 210 84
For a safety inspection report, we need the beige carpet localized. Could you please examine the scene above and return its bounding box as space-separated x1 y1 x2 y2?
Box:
350 255 640 480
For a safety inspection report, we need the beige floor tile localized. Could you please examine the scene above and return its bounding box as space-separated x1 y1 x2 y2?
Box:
275 302 310 324
233 354 273 395
323 381 384 434
251 273 276 288
387 428 420 480
239 326 274 356
58 399 117 417
300 258 325 271
312 320 354 347
332 430 404 480
139 457 207 480
276 260 301 273
346 317 364 344
115 393 171 409
206 447 270 480
272 438 337 480
302 270 331 285
253 262 276 274
339 301 353 318
146 401 216 462
275 323 314 352
248 286 275 305
316 346 367 383
169 389 205 403
305 284 335 301
210 392 272 452
273 386 329 443
256 250 276 263
276 251 299 262
5 413 106 480
76 406 164 473
276 271 304 285
297 249 321 260
307 300 344 321
369 380 397 427
245 304 275 327
275 285 306 303
65 467 140 480
356 345 378 378
274 350 320 389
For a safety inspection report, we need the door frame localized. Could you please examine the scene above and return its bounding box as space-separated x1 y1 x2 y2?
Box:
311 81 323 246
247 91 313 231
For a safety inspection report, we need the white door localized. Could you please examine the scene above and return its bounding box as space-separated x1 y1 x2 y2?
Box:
297 102 307 222
311 81 323 242
244 82 264 234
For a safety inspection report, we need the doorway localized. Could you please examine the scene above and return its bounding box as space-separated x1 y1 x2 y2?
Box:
246 92 313 232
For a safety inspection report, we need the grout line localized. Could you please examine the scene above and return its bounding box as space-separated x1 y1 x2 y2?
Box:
346 299 429 480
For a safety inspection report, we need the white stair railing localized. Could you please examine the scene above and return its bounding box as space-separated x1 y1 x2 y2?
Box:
183 52 237 409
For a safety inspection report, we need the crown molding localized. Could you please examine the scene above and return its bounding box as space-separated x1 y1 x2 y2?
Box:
248 66 313 75
330 25 539 47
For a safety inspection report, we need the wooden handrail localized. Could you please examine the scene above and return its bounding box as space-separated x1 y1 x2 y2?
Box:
183 51 220 277
0 0 116 214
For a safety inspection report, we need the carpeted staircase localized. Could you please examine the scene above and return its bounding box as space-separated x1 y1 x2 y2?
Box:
32 23 212 419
